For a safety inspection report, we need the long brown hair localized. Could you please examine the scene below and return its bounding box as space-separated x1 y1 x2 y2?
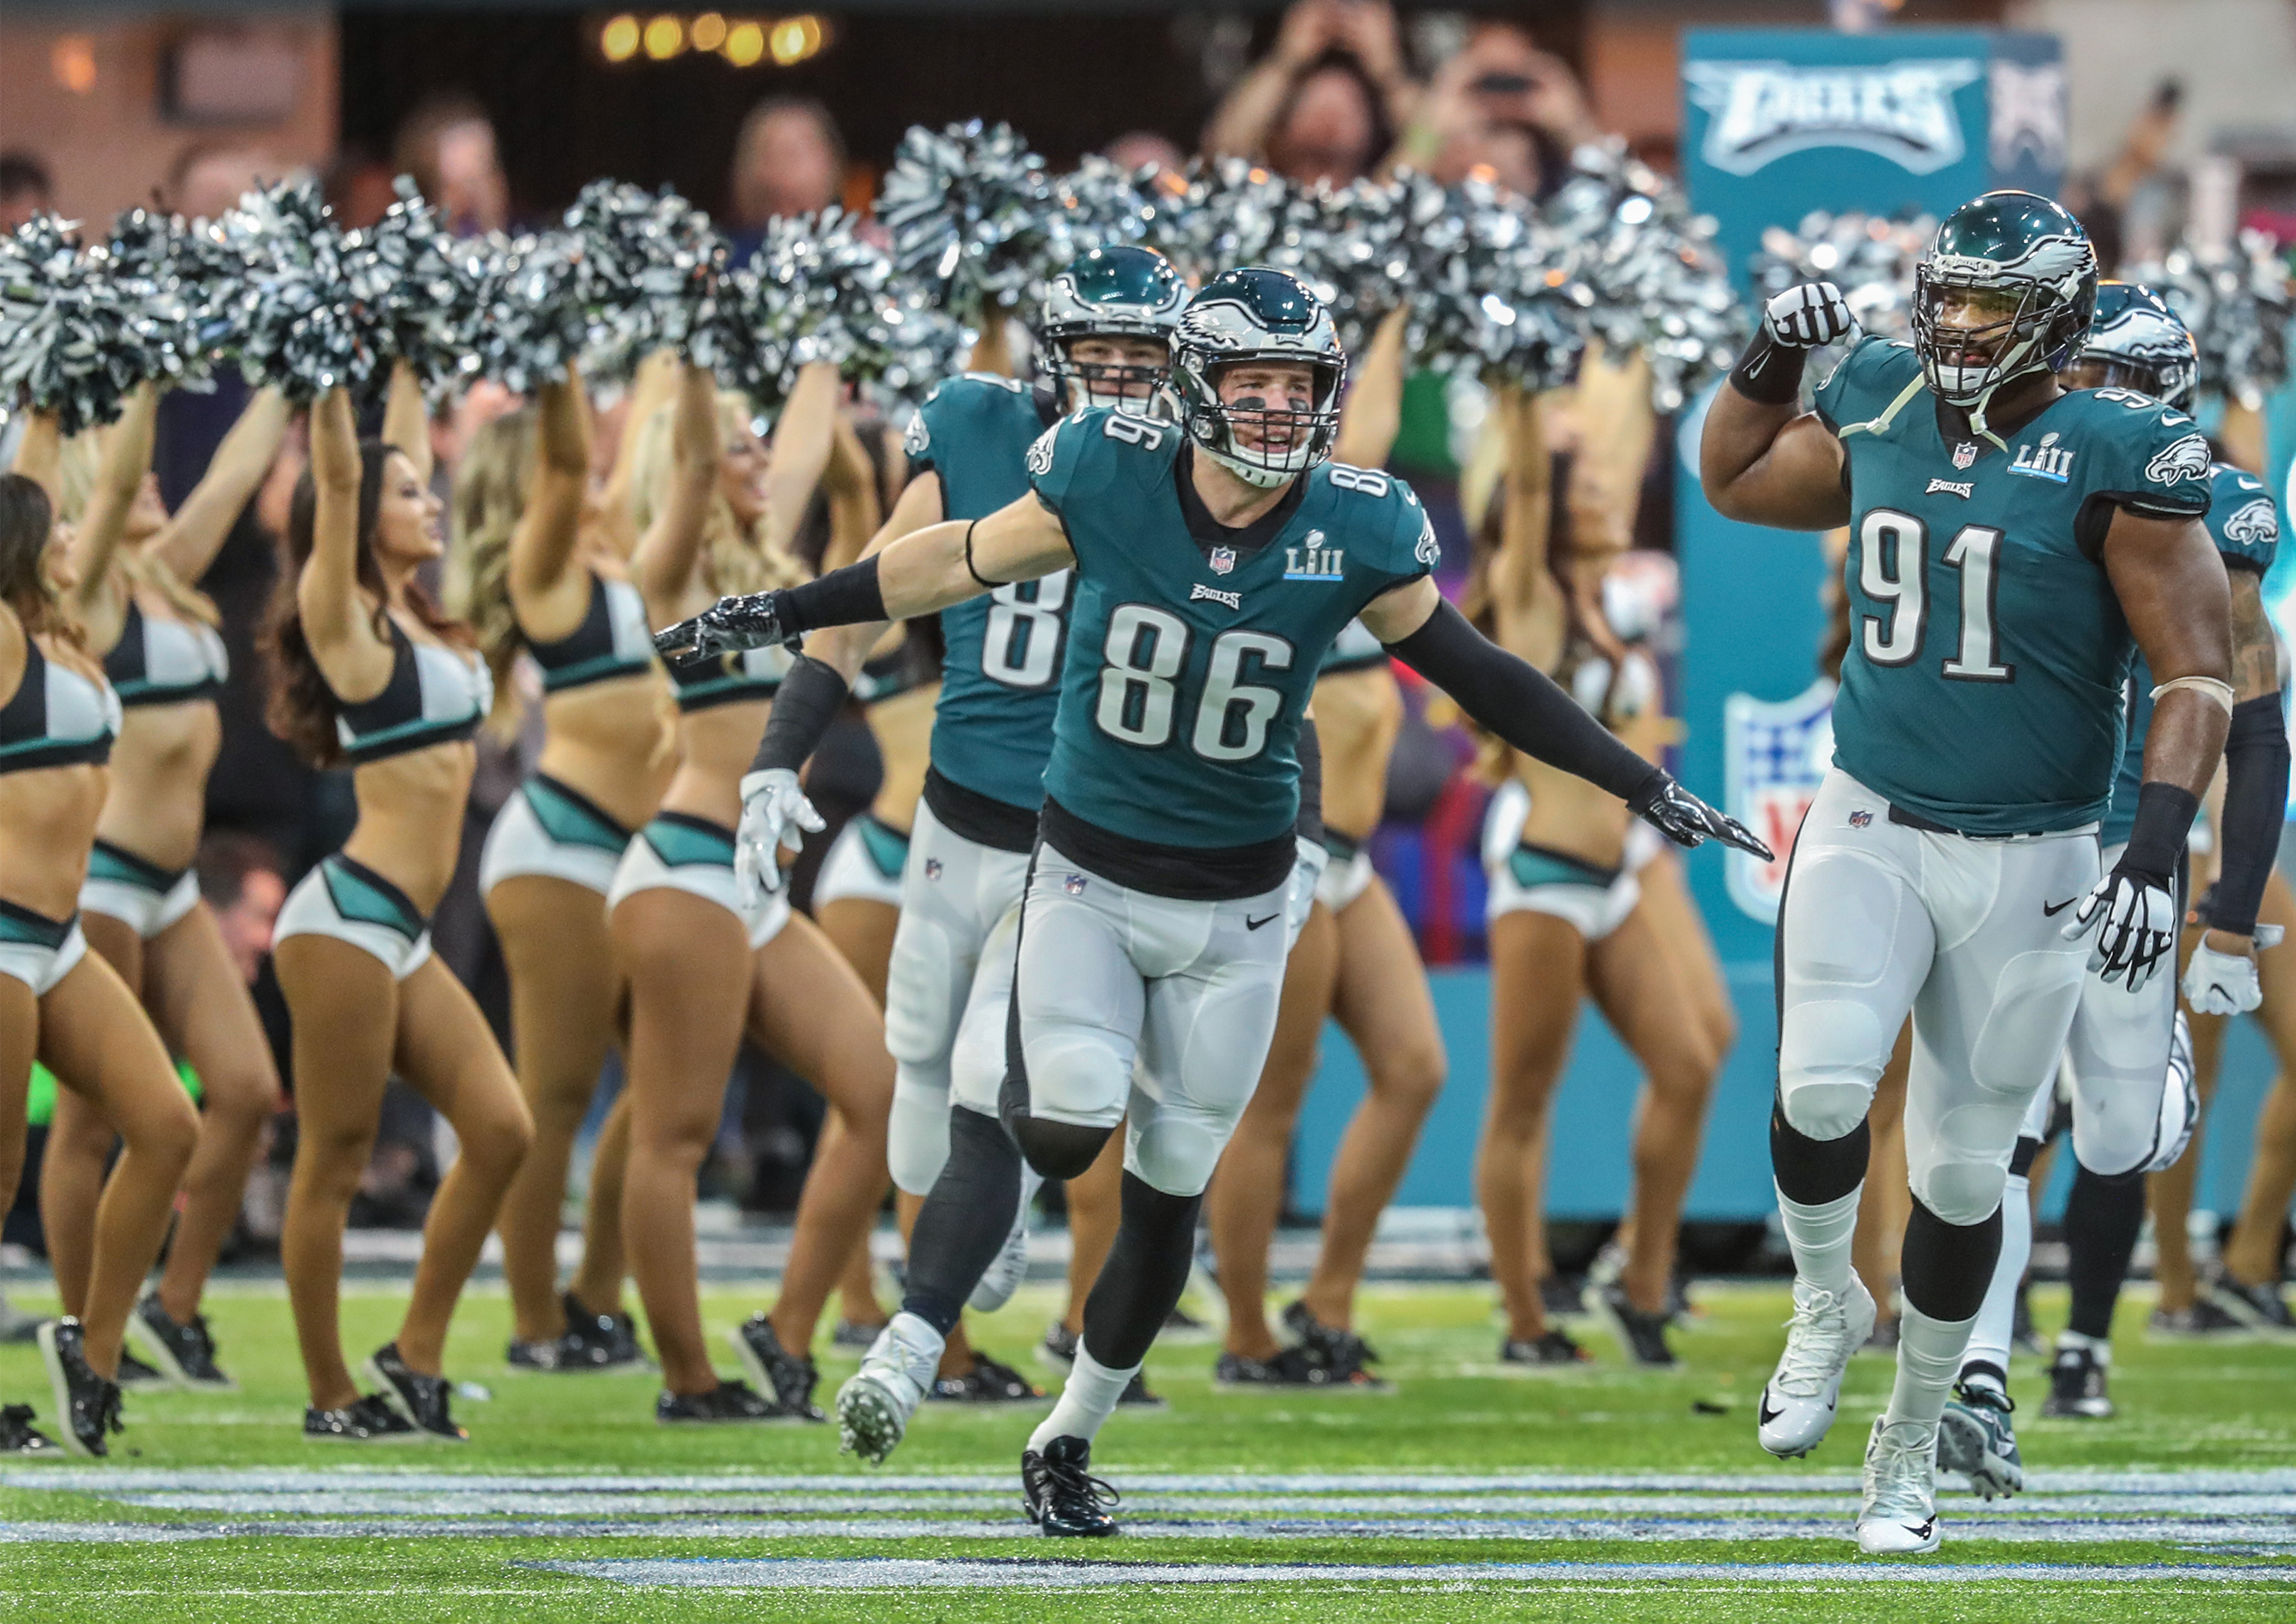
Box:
261 439 467 767
445 405 536 728
0 473 82 649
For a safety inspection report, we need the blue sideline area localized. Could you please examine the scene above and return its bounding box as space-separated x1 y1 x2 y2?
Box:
1292 966 2282 1222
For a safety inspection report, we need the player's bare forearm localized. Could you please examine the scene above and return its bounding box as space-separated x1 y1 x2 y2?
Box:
1698 390 1849 531
800 473 948 681
877 492 1072 618
2111 511 2232 799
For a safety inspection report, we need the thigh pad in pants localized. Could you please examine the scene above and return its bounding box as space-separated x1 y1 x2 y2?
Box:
883 800 1032 1074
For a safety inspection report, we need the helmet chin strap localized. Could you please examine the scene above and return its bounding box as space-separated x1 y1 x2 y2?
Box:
1960 336 2046 448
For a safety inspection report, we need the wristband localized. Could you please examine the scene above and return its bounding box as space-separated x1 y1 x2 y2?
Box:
749 654 850 774
2120 780 2201 886
1728 327 1808 407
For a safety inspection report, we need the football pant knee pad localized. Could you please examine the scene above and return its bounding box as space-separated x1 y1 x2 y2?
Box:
1124 1097 1244 1200
1775 1064 1879 1144
886 1064 951 1197
1910 1151 2010 1229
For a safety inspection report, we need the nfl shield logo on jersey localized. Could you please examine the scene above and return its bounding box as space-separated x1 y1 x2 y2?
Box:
1065 873 1088 896
1209 546 1237 575
1723 678 1836 923
924 858 943 880
1952 441 1977 469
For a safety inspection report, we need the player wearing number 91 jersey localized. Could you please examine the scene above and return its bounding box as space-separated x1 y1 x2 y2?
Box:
656 266 1764 1531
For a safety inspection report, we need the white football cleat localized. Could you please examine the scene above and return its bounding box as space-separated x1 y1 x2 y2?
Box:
1757 1275 1876 1458
1857 1415 1943 1554
834 1313 943 1465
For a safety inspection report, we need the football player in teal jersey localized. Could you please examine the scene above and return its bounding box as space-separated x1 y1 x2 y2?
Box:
727 247 1192 1414
661 266 1764 1534
1703 194 2234 1555
1934 285 2285 1496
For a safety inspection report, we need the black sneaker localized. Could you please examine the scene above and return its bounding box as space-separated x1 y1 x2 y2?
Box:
2 1403 62 1455
114 1350 167 1388
2011 1281 2042 1358
560 1293 649 1369
832 1319 887 1352
304 1394 418 1442
930 1351 1044 1403
657 1379 779 1423
362 1344 467 1441
37 1318 123 1458
1588 1282 1678 1368
2207 1273 2296 1336
1499 1329 1590 1368
1541 1276 1588 1320
1040 1321 1080 1372
1215 1345 1371 1389
1117 1370 1167 1408
2148 1300 2247 1339
130 1294 235 1389
1160 1303 1215 1344
2041 1342 2114 1418
1276 1302 1391 1391
730 1314 824 1420
507 1336 570 1372
1021 1435 1120 1536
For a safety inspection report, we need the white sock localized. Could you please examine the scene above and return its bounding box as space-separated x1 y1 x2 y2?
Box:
1959 1171 2029 1389
1028 1342 1138 1453
1776 1182 1862 1295
1888 1302 1978 1430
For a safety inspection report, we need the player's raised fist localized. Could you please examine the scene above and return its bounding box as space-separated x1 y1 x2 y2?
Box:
1764 282 1857 349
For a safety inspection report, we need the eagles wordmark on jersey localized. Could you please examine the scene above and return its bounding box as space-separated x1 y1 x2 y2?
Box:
1813 336 2214 835
1027 405 1436 849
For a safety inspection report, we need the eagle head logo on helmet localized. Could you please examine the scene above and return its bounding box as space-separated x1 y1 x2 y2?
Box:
1172 268 1347 490
1912 191 2098 437
1038 245 1187 419
2061 281 2198 410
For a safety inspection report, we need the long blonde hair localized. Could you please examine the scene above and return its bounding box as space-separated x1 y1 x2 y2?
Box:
56 424 221 628
445 404 536 725
627 391 806 598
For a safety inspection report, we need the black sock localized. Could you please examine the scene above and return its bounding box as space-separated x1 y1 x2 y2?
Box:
1770 1095 1871 1205
1900 1196 2002 1322
1079 1171 1203 1370
2065 1161 2147 1341
900 1106 1022 1338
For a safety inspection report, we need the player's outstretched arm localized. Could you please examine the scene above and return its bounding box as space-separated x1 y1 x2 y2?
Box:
1700 283 1855 532
1358 574 1771 860
2065 508 2235 991
2185 565 2289 1012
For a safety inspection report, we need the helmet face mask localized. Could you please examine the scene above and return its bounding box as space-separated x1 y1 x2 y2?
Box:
2059 282 2196 410
1038 246 1188 419
1911 191 2098 429
1173 268 1347 488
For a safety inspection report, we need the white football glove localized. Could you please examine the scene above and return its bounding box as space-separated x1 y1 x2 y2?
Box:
1764 281 1857 349
2182 923 2286 1016
733 768 824 909
1284 836 1332 953
2061 867 2178 992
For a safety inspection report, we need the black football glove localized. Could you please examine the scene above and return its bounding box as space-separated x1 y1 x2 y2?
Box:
651 589 797 659
1629 773 1774 861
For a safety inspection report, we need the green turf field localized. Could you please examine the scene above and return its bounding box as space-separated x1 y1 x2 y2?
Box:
2 1276 2292 1620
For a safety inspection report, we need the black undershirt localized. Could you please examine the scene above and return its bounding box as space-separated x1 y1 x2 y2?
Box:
1041 796 1295 901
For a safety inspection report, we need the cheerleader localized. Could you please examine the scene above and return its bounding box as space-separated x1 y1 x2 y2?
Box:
1206 308 1445 1388
614 363 894 1422
265 375 533 1441
27 381 289 1392
455 359 688 1371
0 460 197 1456
1471 351 1730 1368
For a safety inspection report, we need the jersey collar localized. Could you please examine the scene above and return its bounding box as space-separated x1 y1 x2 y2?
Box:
1172 445 1307 563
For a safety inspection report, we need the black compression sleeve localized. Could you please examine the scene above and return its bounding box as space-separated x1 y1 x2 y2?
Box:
1385 599 1664 803
781 555 886 634
2210 692 2289 936
748 655 850 774
2120 780 2201 885
1728 327 1808 406
1294 716 1323 846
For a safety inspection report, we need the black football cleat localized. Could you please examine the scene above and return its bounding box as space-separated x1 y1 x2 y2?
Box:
1 1403 63 1456
930 1350 1044 1403
130 1294 235 1389
1022 1435 1120 1536
362 1343 468 1441
37 1317 123 1459
304 1394 418 1442
1499 1329 1590 1368
730 1314 825 1421
656 1379 780 1424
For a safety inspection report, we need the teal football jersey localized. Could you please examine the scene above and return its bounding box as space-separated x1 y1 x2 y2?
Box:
1814 337 2215 835
1029 407 1436 848
905 375 1068 812
2104 463 2280 846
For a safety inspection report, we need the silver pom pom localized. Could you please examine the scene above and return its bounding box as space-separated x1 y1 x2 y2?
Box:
2125 233 2292 411
566 179 734 382
360 178 493 400
468 229 593 396
210 177 383 402
1 213 209 433
1750 209 1933 342
1395 172 1586 392
879 120 1056 317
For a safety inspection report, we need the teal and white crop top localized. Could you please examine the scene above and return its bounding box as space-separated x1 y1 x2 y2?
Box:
665 642 791 712
330 618 493 765
527 573 656 695
105 600 229 708
0 637 123 773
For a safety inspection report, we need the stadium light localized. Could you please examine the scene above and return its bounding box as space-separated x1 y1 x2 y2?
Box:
769 15 823 65
691 12 728 51
599 13 641 62
643 13 686 60
722 21 766 65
